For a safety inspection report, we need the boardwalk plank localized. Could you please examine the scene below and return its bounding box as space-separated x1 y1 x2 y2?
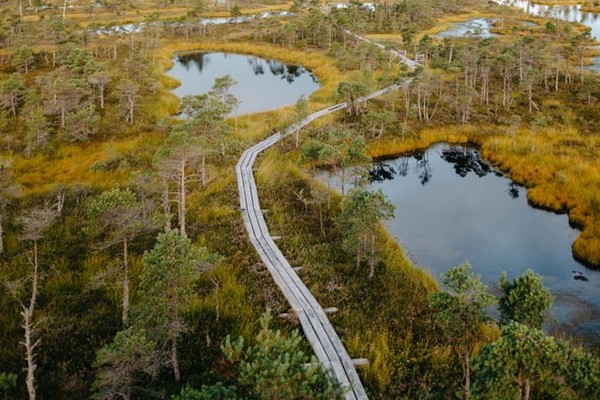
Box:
235 44 412 398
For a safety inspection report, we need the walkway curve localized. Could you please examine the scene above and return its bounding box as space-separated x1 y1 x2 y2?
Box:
236 84 403 400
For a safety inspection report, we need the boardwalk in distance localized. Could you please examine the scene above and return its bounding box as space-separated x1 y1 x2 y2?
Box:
235 85 403 400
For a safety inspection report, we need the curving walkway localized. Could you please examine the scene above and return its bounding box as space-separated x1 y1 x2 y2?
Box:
340 28 421 69
236 84 403 400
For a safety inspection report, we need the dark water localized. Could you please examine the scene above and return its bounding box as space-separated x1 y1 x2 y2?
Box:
166 52 320 116
370 143 600 341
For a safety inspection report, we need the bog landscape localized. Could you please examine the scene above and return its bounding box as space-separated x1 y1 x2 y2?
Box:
1 0 600 399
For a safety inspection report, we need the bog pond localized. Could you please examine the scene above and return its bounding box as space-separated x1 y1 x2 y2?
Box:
361 143 599 341
494 0 600 39
166 52 320 116
435 18 497 38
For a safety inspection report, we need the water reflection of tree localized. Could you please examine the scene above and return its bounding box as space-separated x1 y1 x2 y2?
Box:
506 182 520 199
370 161 396 182
177 53 209 73
440 146 491 178
415 152 432 185
370 154 427 183
266 60 303 83
247 57 265 75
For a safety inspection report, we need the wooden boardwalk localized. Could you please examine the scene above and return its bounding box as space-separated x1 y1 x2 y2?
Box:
341 28 421 69
235 85 403 400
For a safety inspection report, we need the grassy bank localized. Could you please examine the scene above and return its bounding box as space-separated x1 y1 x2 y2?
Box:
252 148 457 396
367 120 600 268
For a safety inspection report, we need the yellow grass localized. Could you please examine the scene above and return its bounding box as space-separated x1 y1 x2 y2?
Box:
4 36 344 197
7 135 162 195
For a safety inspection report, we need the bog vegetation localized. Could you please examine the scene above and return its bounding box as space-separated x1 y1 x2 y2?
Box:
0 0 599 399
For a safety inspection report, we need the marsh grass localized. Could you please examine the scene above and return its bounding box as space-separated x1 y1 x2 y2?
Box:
251 147 467 394
368 117 600 267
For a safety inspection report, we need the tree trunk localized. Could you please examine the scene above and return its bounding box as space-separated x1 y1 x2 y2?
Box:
24 239 40 400
0 214 3 254
99 85 105 109
179 160 186 237
213 279 220 322
171 334 180 381
201 155 206 186
23 306 36 400
60 104 66 128
122 238 129 325
10 93 17 116
368 234 376 279
464 351 471 399
518 370 524 400
162 177 171 231
62 0 67 20
318 205 324 236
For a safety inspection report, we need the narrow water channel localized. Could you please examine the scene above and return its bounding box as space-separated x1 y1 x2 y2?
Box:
368 143 600 341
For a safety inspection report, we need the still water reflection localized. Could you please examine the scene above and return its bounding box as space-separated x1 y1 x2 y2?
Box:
166 52 320 116
493 0 600 39
435 18 497 38
370 143 600 341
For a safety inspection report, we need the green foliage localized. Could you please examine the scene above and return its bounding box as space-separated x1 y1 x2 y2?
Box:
0 73 27 116
173 384 238 400
498 269 553 329
471 322 600 400
336 188 394 277
12 45 34 74
0 372 17 399
134 229 214 379
64 105 100 142
63 47 95 77
300 139 328 169
137 229 208 313
430 262 495 397
86 188 156 243
294 95 309 121
92 327 158 400
220 309 344 400
337 73 373 116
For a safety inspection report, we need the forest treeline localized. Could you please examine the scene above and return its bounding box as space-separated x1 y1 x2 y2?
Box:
0 0 599 399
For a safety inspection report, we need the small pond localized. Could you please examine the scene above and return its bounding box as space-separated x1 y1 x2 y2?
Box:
436 18 497 38
366 143 600 341
166 52 320 116
493 0 600 39
92 11 291 35
492 0 600 69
